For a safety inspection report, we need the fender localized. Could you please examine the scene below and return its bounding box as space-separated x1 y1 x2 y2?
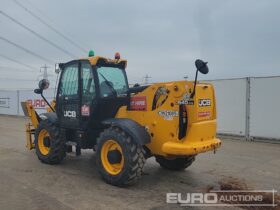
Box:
102 118 151 145
39 112 58 124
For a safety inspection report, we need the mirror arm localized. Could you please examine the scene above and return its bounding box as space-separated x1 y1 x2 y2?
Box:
190 69 198 98
41 93 55 112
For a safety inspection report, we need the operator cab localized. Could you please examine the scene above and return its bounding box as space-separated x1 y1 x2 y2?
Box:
55 53 129 132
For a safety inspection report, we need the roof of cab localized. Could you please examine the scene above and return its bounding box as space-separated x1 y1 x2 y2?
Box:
81 56 127 68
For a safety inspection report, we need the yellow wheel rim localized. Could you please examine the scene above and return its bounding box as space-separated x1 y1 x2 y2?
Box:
38 129 50 155
101 140 124 175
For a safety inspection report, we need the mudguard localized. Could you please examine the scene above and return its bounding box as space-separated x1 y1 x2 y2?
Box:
102 118 151 145
39 112 58 124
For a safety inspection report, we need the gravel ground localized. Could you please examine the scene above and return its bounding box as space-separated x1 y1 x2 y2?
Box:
0 115 279 210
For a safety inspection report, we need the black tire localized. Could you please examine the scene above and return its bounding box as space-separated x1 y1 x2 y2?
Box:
155 156 195 171
96 127 146 186
35 120 66 164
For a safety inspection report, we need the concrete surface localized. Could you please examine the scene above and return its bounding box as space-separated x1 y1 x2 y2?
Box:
0 115 279 210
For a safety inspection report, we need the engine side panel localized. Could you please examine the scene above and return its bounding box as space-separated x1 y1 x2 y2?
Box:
116 80 221 156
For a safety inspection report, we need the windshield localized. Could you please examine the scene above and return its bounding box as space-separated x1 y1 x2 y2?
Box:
97 66 128 97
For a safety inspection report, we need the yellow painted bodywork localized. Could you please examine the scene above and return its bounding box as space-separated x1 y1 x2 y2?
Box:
116 81 221 157
22 101 39 128
22 100 55 150
21 101 39 150
25 123 34 150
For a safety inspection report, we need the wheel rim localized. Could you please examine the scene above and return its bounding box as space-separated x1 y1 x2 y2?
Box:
38 129 50 155
101 140 124 175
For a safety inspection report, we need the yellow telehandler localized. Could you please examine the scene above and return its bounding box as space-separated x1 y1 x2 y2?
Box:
22 51 221 186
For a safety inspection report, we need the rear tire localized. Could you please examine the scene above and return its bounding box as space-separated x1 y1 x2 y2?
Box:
96 127 146 186
155 156 195 171
35 120 66 164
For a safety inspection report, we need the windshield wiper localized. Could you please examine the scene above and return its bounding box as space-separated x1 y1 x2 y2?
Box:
98 72 117 96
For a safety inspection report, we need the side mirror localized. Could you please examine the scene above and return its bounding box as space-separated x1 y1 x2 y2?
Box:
190 59 209 98
34 79 49 94
195 59 209 74
38 79 50 91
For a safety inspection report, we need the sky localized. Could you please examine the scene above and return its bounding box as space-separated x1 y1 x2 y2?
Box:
0 0 279 89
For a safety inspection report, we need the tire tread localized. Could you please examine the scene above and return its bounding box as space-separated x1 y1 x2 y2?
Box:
35 120 66 164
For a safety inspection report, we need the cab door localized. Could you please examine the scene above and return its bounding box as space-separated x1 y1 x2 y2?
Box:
80 61 97 129
56 61 80 129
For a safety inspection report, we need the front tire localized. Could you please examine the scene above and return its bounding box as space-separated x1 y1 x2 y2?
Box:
96 127 146 186
34 120 66 164
155 156 195 171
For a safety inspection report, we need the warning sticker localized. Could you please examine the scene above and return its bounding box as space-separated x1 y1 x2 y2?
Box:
130 96 147 111
158 110 179 120
198 111 211 118
81 105 90 116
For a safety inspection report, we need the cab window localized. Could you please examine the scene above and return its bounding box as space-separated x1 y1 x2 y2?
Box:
81 62 96 105
97 66 128 98
59 63 79 99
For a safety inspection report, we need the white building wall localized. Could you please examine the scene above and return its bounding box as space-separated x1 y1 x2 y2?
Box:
208 79 247 136
18 89 55 115
0 89 55 116
249 77 280 140
0 90 18 115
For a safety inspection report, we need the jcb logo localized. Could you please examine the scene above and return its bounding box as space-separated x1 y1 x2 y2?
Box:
198 99 211 107
64 110 76 118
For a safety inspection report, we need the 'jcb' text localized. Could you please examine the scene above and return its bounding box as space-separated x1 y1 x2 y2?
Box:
198 99 211 107
64 110 76 118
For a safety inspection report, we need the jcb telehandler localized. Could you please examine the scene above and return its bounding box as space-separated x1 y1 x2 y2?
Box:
22 51 221 186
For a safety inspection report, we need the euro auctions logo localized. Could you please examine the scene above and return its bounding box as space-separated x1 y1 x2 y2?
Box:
167 192 218 205
166 190 278 207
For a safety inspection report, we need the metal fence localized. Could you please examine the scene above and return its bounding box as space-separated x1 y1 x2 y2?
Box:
0 76 279 142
